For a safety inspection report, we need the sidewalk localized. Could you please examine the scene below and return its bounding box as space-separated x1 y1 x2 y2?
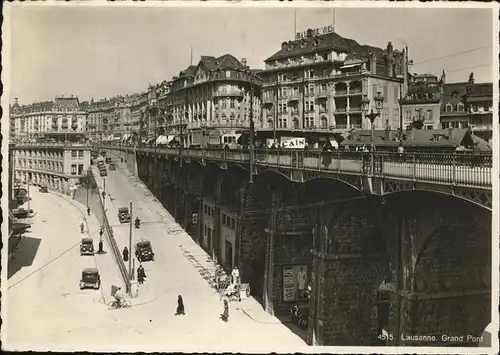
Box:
120 165 274 317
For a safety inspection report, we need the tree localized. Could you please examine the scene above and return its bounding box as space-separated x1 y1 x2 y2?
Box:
410 119 425 130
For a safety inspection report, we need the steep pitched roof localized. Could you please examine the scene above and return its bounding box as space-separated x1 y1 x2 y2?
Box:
265 32 384 62
466 82 493 98
441 82 467 110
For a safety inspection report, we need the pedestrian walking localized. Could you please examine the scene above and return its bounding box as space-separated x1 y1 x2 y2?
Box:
123 246 129 262
220 299 229 322
137 264 146 284
175 295 185 315
87 206 91 216
98 238 104 254
80 222 85 234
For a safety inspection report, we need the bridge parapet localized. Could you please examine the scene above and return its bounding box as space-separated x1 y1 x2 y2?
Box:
101 145 492 209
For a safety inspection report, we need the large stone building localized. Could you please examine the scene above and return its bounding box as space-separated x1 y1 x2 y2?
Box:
87 96 133 142
258 27 409 144
154 54 262 147
12 142 91 195
400 73 443 130
10 96 88 142
440 72 493 141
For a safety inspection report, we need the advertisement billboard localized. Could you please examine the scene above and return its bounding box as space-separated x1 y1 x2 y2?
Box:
281 137 306 149
282 264 309 302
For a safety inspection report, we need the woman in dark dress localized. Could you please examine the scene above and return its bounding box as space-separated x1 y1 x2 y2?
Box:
176 295 185 315
220 299 229 322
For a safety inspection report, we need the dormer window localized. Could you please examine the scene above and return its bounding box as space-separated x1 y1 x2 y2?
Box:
457 102 464 112
445 103 453 113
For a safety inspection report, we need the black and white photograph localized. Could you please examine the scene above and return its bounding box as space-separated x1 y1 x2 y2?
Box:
2 2 498 353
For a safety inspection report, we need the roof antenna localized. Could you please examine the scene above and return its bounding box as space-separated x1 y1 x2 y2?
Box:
294 9 297 38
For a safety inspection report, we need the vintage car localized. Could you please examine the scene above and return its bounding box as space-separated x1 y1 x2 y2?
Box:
135 239 154 262
109 163 116 171
12 208 30 219
118 207 131 223
39 185 48 193
105 157 112 164
100 168 107 177
79 268 101 290
80 237 95 256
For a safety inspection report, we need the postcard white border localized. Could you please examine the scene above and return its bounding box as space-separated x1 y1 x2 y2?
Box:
1 1 498 354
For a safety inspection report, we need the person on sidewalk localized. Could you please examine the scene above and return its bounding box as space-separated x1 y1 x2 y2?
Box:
98 238 104 254
123 246 129 262
175 295 185 315
220 299 229 322
87 206 91 216
137 264 146 284
80 222 85 234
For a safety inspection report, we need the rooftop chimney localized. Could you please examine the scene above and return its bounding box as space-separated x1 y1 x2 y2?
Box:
14 97 18 105
370 53 377 73
440 70 446 84
241 58 247 68
281 41 288 50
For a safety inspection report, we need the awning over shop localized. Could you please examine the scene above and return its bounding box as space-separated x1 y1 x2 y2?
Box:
156 135 168 145
340 63 361 69
166 135 175 144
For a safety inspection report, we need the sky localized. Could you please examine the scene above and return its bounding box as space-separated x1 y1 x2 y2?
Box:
7 3 495 105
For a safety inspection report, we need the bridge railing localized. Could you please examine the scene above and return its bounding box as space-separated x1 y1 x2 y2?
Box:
101 145 492 188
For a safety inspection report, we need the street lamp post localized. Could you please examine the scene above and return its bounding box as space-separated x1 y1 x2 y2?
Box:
361 92 384 152
236 67 262 184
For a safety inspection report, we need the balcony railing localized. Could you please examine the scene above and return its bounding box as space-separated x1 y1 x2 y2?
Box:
213 89 243 97
101 144 492 189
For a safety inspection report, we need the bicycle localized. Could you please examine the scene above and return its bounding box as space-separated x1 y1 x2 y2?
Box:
108 298 131 309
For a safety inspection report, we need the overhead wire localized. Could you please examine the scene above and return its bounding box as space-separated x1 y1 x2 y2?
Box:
411 44 492 66
8 227 105 290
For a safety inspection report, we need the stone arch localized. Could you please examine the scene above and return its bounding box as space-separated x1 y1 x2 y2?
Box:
305 176 361 195
383 189 491 212
256 169 292 183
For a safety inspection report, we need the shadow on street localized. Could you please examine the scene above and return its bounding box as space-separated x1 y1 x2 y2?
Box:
8 236 42 279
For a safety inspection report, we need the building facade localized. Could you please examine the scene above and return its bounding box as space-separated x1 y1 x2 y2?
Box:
12 142 91 195
259 29 409 142
10 96 88 142
157 54 262 147
400 73 443 130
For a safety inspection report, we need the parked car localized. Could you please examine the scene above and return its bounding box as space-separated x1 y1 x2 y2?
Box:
109 163 116 170
12 208 30 219
100 169 107 177
118 207 131 223
80 237 94 256
39 186 48 193
105 157 112 164
135 239 154 262
79 268 101 290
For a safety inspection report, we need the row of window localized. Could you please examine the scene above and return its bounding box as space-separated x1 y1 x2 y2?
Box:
203 205 238 230
444 103 493 113
17 159 63 173
16 151 65 159
70 150 85 158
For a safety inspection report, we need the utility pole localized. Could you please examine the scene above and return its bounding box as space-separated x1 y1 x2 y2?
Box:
249 76 255 183
128 201 133 291
399 79 404 140
274 81 278 145
103 178 106 211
